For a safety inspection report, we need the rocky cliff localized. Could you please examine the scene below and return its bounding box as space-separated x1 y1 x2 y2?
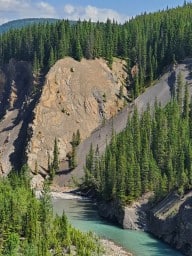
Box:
55 59 192 187
148 191 192 256
27 57 126 174
0 59 36 174
98 191 192 255
98 193 152 230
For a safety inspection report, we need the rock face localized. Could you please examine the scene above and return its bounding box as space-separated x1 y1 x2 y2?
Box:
98 201 141 230
98 193 152 230
148 191 192 256
27 57 126 172
54 59 192 187
98 200 125 227
98 190 192 255
0 59 34 174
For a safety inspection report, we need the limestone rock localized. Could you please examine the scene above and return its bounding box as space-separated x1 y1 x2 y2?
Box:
27 57 126 172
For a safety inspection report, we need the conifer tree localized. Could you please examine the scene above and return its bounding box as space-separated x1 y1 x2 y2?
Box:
183 82 189 119
116 153 126 202
48 46 55 68
33 51 40 74
52 138 59 173
177 71 184 112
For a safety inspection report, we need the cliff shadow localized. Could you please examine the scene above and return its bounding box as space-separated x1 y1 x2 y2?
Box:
9 91 44 171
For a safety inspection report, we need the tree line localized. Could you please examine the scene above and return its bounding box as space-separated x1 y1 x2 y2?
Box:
1 3 192 98
83 73 192 204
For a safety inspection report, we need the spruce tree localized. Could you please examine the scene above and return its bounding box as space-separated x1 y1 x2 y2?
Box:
52 138 59 173
183 82 189 119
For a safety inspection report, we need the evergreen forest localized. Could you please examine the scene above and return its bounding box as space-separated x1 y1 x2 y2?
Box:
1 2 192 254
1 2 192 98
0 18 58 35
83 73 192 203
0 166 102 256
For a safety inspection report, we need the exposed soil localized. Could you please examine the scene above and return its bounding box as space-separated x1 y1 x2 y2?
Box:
27 57 127 178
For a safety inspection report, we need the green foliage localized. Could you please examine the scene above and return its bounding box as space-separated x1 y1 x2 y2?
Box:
71 130 81 148
83 86 192 203
1 3 192 90
48 138 59 180
68 130 81 169
0 171 102 255
52 138 59 172
0 18 58 34
3 233 20 256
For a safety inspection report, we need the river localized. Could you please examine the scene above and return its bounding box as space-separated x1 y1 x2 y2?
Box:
52 195 183 256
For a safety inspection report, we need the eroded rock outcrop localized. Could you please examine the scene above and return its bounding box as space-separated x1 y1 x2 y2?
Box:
54 59 192 187
98 193 152 230
0 60 34 174
149 191 192 256
27 57 126 173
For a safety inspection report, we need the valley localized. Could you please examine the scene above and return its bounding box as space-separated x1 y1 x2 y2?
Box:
0 2 192 255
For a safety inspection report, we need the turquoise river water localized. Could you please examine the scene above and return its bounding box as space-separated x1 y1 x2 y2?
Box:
52 197 183 256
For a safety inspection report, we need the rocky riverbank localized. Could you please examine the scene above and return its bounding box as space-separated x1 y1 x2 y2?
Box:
98 193 152 230
148 190 192 256
35 190 84 200
101 239 133 256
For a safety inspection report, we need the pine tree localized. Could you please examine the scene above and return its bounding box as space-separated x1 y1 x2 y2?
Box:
177 71 184 112
86 144 94 174
116 153 126 202
74 36 83 61
71 146 77 169
3 233 20 256
48 46 55 68
183 82 189 119
133 160 141 198
33 51 40 74
52 138 59 173
76 129 81 146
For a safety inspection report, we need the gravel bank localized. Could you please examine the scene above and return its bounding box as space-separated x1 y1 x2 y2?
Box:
101 239 133 256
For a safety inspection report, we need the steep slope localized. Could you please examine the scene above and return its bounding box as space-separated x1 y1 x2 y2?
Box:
149 190 192 256
0 58 191 184
54 59 192 187
0 60 37 174
27 57 126 175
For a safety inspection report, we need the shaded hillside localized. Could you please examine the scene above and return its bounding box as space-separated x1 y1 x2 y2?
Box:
0 60 43 175
0 18 58 34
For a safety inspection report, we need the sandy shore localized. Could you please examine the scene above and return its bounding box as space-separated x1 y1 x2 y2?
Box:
101 239 133 256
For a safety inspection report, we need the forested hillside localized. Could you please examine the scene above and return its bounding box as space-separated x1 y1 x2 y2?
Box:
83 73 192 204
0 166 102 255
1 3 192 98
0 18 58 34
